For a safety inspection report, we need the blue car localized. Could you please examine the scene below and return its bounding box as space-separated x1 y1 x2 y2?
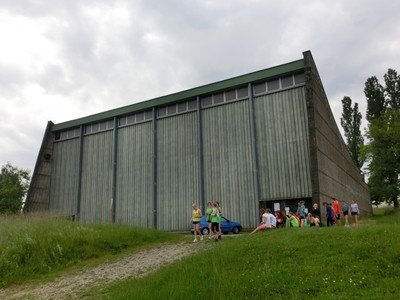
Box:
191 215 242 235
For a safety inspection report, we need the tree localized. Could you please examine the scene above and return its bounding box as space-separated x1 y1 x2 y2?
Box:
364 69 400 208
340 96 364 169
365 76 385 121
384 69 400 110
0 163 30 214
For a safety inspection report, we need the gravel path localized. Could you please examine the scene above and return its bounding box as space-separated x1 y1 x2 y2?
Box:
0 241 209 299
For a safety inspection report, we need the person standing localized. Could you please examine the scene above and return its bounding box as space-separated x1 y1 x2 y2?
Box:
296 200 306 227
323 202 335 227
216 201 223 240
192 203 203 242
332 198 342 225
341 201 350 227
205 202 214 238
350 199 360 227
211 202 220 241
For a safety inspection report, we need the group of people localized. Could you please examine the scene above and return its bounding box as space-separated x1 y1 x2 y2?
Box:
193 198 361 239
250 206 316 233
192 201 223 242
251 198 361 233
323 198 360 227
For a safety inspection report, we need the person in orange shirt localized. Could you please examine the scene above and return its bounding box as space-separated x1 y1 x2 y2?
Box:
332 198 342 225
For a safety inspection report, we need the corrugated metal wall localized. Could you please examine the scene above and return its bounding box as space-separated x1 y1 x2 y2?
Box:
49 138 80 215
202 101 257 228
80 131 113 222
157 112 199 231
254 86 312 200
47 87 312 229
116 123 153 227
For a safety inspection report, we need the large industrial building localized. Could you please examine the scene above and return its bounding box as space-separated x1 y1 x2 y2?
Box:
24 51 371 230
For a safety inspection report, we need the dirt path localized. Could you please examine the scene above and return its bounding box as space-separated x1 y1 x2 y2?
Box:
0 241 209 300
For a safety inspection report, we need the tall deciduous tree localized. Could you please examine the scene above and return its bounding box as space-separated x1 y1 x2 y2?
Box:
365 76 385 121
384 69 400 110
340 96 364 169
364 69 400 208
0 163 30 214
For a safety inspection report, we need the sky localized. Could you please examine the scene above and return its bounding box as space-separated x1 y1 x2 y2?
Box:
0 0 399 173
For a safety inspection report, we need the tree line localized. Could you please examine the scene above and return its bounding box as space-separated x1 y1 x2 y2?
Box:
341 69 400 208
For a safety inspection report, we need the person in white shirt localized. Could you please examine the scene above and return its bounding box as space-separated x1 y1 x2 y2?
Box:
266 209 277 228
250 209 276 234
350 199 360 227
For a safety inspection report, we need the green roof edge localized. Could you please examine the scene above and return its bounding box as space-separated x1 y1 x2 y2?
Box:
52 58 305 131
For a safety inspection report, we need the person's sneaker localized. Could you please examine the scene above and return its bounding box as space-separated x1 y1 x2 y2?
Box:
218 235 222 240
193 238 198 242
200 235 204 241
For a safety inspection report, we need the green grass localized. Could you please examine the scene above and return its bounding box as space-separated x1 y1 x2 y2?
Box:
86 209 400 299
0 213 181 288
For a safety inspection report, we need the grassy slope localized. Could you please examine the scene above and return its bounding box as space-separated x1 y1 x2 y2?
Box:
87 209 400 299
0 214 181 288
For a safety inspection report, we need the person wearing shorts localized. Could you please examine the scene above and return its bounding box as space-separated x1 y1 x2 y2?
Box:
211 203 220 241
341 201 350 227
250 209 276 234
192 203 203 242
332 198 342 225
205 202 213 239
350 199 359 226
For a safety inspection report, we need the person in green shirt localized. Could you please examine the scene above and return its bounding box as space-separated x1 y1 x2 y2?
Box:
286 212 299 228
211 202 220 241
205 202 213 239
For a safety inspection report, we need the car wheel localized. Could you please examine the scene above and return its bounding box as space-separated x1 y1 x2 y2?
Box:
232 226 240 234
201 227 209 235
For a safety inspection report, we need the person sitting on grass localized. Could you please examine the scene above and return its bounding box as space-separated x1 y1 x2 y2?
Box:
275 211 285 228
311 203 320 219
250 208 276 234
286 212 299 228
306 212 320 227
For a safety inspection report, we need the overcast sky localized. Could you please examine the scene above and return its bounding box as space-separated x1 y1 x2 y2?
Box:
0 0 399 173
